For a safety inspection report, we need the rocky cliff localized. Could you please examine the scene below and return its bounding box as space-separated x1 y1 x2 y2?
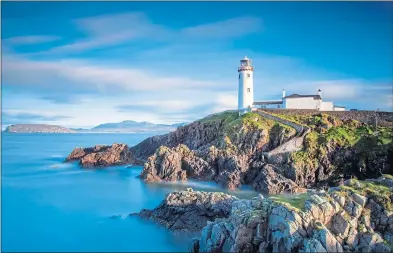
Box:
133 176 393 253
136 111 392 194
64 110 392 194
192 176 393 253
136 111 305 193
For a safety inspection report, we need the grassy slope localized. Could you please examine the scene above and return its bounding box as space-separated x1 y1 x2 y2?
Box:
274 113 393 172
198 111 296 148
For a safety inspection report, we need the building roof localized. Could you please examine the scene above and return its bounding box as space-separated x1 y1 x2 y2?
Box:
253 100 283 105
283 94 321 100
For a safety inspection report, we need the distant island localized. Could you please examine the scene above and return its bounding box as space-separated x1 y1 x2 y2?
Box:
3 120 187 134
76 120 186 133
4 124 76 133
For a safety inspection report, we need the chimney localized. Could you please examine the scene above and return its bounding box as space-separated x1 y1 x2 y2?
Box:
318 89 322 98
282 89 286 98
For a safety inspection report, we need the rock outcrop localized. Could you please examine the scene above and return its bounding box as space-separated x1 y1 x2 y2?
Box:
191 176 393 253
131 188 238 232
65 110 392 194
252 164 305 194
137 111 392 194
65 143 133 167
137 112 304 194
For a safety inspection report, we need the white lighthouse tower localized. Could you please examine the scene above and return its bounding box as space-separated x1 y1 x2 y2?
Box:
238 56 254 113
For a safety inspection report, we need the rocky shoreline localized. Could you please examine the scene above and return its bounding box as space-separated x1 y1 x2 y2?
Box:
130 189 238 232
132 176 393 253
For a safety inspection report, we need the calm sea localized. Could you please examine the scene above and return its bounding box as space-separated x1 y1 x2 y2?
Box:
1 133 257 252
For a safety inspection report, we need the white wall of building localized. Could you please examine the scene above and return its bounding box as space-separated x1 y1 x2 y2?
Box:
238 70 254 110
255 104 282 109
284 97 320 109
320 101 334 111
334 107 346 111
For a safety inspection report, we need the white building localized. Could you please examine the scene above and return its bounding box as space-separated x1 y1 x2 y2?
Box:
237 56 345 112
238 56 254 113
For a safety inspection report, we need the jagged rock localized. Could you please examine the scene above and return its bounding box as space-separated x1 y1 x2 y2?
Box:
140 146 185 182
352 193 368 207
130 190 238 232
191 178 393 253
300 238 327 253
136 112 305 192
330 212 350 237
357 232 384 252
384 232 393 245
252 164 304 194
375 243 393 253
65 144 133 167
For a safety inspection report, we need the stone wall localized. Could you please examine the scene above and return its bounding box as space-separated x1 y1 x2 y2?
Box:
255 110 311 165
265 128 311 165
258 109 393 127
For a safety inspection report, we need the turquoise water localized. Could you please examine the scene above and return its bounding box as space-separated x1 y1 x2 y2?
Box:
1 133 257 252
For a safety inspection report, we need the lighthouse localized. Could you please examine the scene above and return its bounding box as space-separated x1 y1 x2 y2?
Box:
238 56 254 113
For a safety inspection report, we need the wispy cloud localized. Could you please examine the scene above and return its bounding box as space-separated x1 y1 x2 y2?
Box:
2 110 72 125
2 54 222 96
15 12 262 56
181 17 263 39
3 35 61 45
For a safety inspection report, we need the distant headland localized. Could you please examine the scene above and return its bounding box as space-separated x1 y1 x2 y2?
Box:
3 121 187 134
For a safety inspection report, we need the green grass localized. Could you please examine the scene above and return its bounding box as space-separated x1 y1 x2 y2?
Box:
220 112 297 143
198 111 239 125
237 112 276 131
337 179 393 211
383 174 393 180
269 193 310 211
291 123 392 170
197 111 299 151
324 127 360 146
267 112 343 130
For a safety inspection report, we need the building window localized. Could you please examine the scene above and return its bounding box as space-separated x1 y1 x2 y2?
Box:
239 74 240 79
247 74 250 78
247 88 250 92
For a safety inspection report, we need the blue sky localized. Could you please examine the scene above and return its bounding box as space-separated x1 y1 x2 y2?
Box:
2 1 392 128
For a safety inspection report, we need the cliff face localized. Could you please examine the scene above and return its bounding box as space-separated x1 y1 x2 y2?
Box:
63 110 392 194
192 176 393 253
131 112 296 162
282 113 393 189
129 177 393 253
136 111 392 194
136 112 305 192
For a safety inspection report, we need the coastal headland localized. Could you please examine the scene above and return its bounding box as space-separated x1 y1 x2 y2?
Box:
65 109 393 252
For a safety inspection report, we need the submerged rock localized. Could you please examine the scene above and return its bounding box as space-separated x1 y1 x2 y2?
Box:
130 189 238 232
65 143 133 167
